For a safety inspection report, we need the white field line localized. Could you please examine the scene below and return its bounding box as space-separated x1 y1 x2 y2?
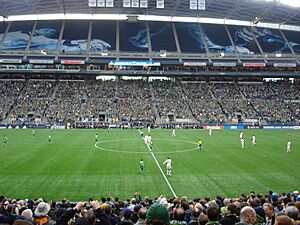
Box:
141 134 177 197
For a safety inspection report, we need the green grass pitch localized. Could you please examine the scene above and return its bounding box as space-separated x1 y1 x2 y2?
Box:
0 128 299 201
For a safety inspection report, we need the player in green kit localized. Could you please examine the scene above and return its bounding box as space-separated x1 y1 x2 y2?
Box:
32 130 36 138
48 135 52 144
139 159 145 173
95 133 98 143
3 135 8 147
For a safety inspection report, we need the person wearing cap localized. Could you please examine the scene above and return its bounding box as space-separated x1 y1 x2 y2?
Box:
146 203 170 225
254 206 265 225
34 202 55 225
145 203 170 225
118 207 133 225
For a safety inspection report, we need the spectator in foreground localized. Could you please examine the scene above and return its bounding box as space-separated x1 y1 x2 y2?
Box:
145 203 170 225
188 207 201 225
34 202 55 225
220 204 239 225
235 206 256 225
135 207 147 225
275 216 293 225
264 204 276 225
118 208 133 225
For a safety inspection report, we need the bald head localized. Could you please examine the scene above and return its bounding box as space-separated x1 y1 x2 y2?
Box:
192 207 201 218
138 207 147 220
21 209 33 219
173 207 185 221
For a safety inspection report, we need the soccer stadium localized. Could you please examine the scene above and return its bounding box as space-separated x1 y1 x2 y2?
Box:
0 0 300 224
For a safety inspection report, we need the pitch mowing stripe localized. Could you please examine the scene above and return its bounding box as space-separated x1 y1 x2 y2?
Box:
141 134 177 197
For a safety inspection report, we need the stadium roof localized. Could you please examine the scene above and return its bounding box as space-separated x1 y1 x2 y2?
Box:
0 0 300 26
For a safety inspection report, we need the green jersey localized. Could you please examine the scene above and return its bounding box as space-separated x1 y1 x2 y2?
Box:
140 160 144 170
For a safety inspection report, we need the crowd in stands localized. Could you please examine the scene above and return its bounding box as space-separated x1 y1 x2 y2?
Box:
45 81 84 123
152 81 191 119
115 80 155 122
209 84 257 121
10 81 55 123
0 190 299 225
0 81 25 122
239 83 298 123
181 83 225 123
270 83 300 101
0 79 299 124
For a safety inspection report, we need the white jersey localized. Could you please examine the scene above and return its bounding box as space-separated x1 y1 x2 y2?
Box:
287 141 291 152
251 135 256 145
144 135 148 143
240 138 244 148
148 126 151 133
163 159 172 169
144 135 152 144
240 132 244 139
172 129 176 136
148 136 152 144
209 128 212 136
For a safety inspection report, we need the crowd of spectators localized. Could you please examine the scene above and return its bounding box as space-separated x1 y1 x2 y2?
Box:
152 81 191 119
181 83 225 123
0 79 299 124
115 80 155 122
10 81 55 123
239 83 298 124
45 81 86 123
0 80 25 122
210 83 256 122
0 191 299 225
270 83 300 101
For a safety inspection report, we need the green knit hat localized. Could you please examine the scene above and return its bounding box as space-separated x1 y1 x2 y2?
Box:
146 203 170 225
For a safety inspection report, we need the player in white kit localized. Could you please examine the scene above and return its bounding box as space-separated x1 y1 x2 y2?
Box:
163 158 172 176
251 135 256 146
287 141 291 153
240 138 244 149
172 128 176 137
